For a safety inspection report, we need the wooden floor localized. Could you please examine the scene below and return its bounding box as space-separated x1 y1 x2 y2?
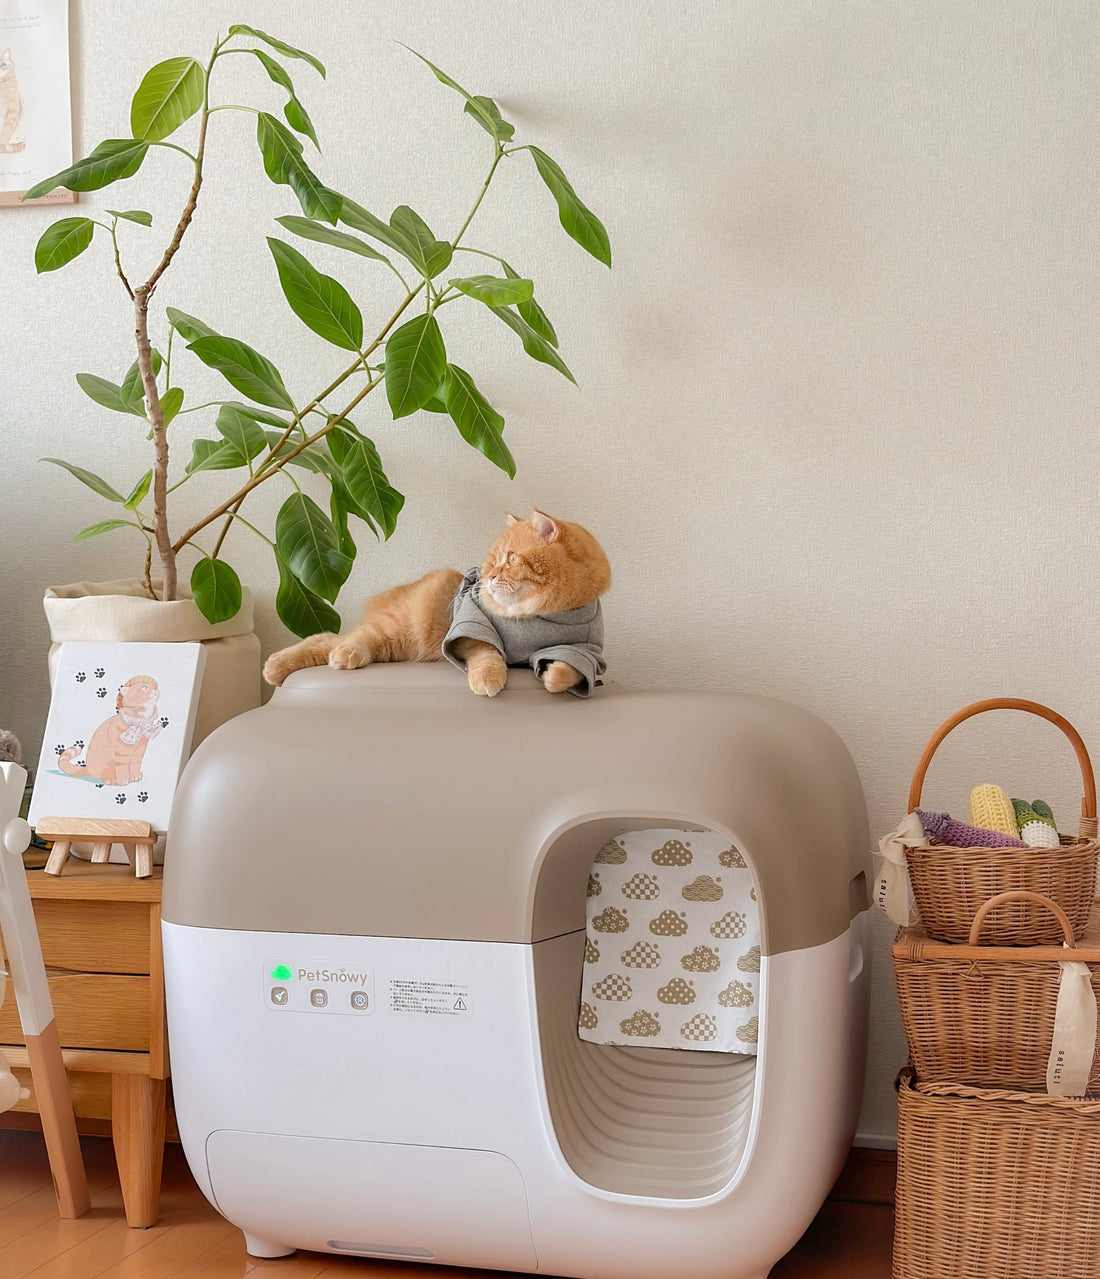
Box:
0 1131 895 1278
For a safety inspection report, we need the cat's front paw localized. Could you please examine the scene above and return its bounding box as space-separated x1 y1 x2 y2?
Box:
468 661 507 698
328 641 370 671
263 649 299 686
542 661 582 694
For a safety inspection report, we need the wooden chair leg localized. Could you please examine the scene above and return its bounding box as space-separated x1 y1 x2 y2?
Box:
43 840 71 877
24 1021 90 1218
90 840 112 864
112 1074 165 1227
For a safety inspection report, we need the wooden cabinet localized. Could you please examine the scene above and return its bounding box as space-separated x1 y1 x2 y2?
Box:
0 861 168 1226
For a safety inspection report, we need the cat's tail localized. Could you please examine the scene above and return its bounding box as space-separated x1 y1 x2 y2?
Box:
56 747 88 777
0 142 25 153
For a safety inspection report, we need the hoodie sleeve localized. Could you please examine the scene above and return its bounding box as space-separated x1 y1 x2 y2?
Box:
529 642 606 697
441 569 505 670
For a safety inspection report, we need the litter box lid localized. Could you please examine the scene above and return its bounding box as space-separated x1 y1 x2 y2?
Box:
163 664 869 952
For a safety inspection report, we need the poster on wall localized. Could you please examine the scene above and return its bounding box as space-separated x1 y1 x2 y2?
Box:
29 643 207 833
0 0 73 207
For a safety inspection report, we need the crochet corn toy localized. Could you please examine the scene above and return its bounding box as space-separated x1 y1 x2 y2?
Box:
1012 798 1060 848
969 784 1020 839
917 809 1027 849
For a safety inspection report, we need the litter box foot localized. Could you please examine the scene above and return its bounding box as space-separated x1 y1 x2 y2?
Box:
243 1233 296 1259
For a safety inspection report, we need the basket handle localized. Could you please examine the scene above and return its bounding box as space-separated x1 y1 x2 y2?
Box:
908 698 1097 839
968 890 1076 947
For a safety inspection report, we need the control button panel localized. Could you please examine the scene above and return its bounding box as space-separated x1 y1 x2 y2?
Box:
264 960 374 1016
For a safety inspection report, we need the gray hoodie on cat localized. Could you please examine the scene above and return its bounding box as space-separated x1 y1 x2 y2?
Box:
441 568 605 697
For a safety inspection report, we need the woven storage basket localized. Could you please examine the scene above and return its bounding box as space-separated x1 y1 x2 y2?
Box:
894 1067 1100 1279
905 698 1099 945
894 891 1100 1092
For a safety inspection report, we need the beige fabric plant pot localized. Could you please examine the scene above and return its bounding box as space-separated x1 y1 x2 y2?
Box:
44 578 261 747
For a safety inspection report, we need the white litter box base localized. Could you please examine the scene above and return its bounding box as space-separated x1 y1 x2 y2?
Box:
164 915 868 1279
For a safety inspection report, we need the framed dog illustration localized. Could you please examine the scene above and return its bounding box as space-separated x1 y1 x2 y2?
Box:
29 642 206 832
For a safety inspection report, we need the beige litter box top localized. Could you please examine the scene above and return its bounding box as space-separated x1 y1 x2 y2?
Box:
163 664 869 953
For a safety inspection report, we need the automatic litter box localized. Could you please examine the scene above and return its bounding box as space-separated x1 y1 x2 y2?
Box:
163 663 870 1279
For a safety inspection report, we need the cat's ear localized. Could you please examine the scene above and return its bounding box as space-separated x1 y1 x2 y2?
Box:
531 509 560 543
504 512 521 526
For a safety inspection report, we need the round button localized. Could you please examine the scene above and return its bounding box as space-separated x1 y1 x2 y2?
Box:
350 990 368 1010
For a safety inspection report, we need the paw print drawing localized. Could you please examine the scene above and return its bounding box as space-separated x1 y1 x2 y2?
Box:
54 744 65 756
94 668 105 679
75 672 86 683
96 687 108 698
160 716 169 729
137 791 149 803
115 793 127 805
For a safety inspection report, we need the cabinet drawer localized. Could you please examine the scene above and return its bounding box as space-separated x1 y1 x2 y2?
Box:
32 899 150 974
0 974 150 1052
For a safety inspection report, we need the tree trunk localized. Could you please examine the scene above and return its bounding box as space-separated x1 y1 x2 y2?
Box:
133 285 176 601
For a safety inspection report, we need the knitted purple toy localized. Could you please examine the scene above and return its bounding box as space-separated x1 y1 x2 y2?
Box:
917 809 1027 849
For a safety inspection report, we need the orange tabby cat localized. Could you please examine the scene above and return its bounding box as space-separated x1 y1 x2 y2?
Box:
263 510 611 696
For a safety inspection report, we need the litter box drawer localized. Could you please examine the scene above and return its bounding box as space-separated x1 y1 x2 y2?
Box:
0 973 151 1052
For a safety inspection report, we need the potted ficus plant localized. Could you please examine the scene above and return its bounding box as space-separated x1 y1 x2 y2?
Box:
27 26 610 738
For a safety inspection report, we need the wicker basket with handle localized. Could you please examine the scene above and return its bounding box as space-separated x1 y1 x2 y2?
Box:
894 890 1100 1092
905 698 1099 945
894 1067 1100 1279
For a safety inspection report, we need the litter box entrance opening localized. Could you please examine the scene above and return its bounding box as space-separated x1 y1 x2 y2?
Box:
532 819 761 1201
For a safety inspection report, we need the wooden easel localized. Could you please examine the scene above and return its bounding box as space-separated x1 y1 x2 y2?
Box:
0 764 89 1218
37 817 156 878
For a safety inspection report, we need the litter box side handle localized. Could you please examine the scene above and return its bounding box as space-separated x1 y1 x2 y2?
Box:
967 890 1076 948
907 698 1098 839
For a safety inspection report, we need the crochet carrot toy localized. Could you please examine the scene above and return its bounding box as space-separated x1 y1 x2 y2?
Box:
917 809 1028 849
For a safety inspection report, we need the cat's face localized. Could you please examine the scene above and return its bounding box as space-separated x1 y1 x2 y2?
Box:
0 51 14 80
117 676 159 717
478 510 610 618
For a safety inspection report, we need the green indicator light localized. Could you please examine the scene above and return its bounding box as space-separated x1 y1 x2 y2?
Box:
270 964 293 981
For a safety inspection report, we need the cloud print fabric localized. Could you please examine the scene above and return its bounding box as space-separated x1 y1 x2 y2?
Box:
579 829 760 1054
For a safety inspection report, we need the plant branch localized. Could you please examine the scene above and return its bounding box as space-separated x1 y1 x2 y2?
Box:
108 220 134 299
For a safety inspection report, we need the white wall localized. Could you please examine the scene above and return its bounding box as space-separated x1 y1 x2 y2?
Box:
4 0 1099 1144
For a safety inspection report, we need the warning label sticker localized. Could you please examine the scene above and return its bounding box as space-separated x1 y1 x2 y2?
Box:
389 978 472 1019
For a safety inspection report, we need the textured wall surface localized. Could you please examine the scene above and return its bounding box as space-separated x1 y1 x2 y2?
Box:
4 1 1099 1143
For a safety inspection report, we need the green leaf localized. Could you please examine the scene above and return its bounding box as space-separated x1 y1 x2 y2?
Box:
107 208 153 226
228 25 326 78
464 96 514 143
384 313 447 419
73 518 137 542
275 492 352 601
23 139 149 200
130 57 205 141
262 429 334 476
75 373 145 416
42 458 125 502
338 197 418 261
191 557 242 624
441 364 515 478
449 274 533 307
403 47 514 144
185 438 249 474
187 333 295 411
119 350 163 412
267 238 363 350
166 307 216 343
329 482 360 555
528 147 611 267
284 95 319 150
256 112 340 222
388 205 452 279
160 385 184 426
275 215 389 263
248 46 294 92
34 218 95 273
501 259 559 346
421 393 448 414
328 425 404 538
216 404 269 461
488 305 575 383
221 401 291 429
123 470 152 509
275 553 340 638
